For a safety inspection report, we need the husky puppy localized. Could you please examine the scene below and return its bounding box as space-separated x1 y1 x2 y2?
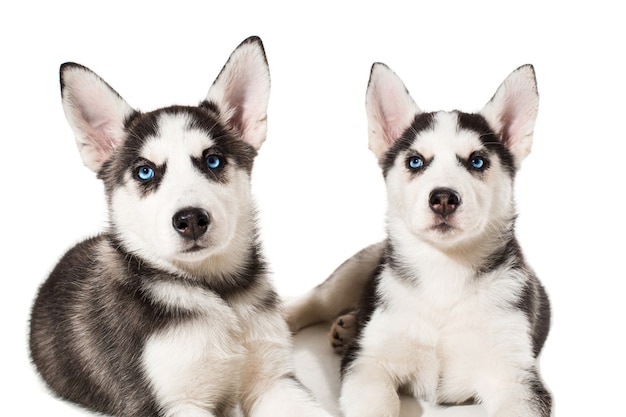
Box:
286 64 552 417
29 37 332 417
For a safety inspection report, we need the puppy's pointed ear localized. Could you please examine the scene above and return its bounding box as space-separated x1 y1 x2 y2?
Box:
60 63 135 173
205 36 270 150
480 64 539 166
366 63 421 161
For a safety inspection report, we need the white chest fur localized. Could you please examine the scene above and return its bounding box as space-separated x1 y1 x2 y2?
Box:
361 260 533 404
141 285 245 416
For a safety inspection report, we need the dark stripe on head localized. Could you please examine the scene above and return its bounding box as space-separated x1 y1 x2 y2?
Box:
188 110 257 174
199 100 220 115
382 112 435 176
167 105 257 174
456 112 516 178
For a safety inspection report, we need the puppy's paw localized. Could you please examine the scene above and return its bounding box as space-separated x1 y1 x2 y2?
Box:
329 310 358 355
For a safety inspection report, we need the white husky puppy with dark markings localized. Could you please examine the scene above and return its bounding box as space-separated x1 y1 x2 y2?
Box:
29 37 332 417
286 64 552 417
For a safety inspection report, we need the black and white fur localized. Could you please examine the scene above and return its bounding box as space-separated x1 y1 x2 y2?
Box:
286 64 552 417
29 37 332 417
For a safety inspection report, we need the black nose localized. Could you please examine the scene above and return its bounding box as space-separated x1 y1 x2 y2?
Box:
429 188 461 216
172 208 210 240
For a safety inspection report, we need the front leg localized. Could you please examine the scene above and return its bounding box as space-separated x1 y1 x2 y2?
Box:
238 305 332 417
340 360 401 417
142 310 243 417
249 373 332 417
480 366 552 417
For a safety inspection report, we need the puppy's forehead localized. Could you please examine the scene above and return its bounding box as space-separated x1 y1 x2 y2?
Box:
413 112 485 155
124 106 225 163
140 113 213 165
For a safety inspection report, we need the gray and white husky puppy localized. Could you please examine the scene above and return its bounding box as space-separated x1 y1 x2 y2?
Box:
29 37 332 417
286 64 552 417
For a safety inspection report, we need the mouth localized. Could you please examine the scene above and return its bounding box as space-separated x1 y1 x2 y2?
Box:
172 242 212 263
182 243 208 254
431 218 456 233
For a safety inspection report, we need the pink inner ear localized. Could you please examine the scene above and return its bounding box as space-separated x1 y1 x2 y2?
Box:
500 106 517 146
65 92 131 171
81 121 118 165
61 65 135 172
205 40 270 150
499 89 537 151
226 84 268 148
381 114 407 148
227 89 259 144
372 82 407 143
480 65 538 163
366 64 421 160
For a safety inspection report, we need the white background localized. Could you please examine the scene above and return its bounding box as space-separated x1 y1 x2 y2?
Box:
2 1 624 415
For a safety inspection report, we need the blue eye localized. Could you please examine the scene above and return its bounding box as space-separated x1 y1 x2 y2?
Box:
470 156 485 169
408 156 424 170
137 165 155 181
206 155 222 169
